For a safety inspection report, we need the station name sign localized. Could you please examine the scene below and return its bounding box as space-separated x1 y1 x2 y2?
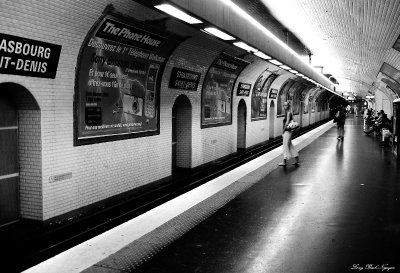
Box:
237 82 251 96
169 67 201 91
269 88 278 99
0 33 62 78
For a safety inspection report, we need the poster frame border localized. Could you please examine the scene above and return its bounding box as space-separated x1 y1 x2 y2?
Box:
73 6 180 146
200 52 249 129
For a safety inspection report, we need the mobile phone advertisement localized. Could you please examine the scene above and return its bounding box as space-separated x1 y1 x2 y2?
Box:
201 54 248 127
75 14 180 143
251 72 277 120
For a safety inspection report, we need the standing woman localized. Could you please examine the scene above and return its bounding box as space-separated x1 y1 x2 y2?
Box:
336 104 346 140
279 101 300 166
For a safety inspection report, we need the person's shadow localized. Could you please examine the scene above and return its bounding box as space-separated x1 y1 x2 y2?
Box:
336 139 344 162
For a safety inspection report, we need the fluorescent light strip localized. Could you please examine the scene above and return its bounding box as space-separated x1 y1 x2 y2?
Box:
218 0 331 85
155 4 202 24
254 51 271 60
269 59 282 66
289 69 298 74
219 0 302 57
233 42 258 52
280 65 291 70
203 27 235 40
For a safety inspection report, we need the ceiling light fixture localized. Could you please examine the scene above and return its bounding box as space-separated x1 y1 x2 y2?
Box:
218 0 332 86
280 65 291 70
202 27 235 40
269 59 282 66
155 4 203 24
233 42 258 52
254 51 271 60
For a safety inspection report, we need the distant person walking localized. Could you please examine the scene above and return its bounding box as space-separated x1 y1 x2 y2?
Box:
279 101 300 166
335 105 346 140
346 104 351 114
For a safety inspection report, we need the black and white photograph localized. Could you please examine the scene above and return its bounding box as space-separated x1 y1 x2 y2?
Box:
0 0 399 272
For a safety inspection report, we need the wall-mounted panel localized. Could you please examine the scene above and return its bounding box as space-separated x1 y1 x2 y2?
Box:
201 53 248 128
251 71 277 121
74 12 183 145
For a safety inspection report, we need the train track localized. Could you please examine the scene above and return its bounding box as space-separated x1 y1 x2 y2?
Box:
4 119 331 273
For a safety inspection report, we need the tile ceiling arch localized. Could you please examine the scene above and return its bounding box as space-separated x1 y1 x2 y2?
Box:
242 0 400 98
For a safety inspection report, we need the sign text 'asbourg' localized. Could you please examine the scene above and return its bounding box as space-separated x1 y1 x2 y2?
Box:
0 33 61 78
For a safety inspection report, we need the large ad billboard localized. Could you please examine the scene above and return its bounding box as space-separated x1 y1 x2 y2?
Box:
74 13 181 145
201 53 248 127
251 72 277 120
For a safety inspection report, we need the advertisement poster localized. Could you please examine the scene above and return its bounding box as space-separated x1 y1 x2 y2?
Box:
201 54 248 127
301 86 312 114
285 80 300 115
277 79 295 116
287 81 299 101
0 33 61 78
237 82 251 96
75 14 181 144
251 72 277 120
292 83 307 114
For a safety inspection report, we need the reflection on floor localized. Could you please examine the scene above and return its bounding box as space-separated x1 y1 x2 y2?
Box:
131 116 400 273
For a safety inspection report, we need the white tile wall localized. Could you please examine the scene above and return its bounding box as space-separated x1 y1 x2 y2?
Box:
0 0 332 222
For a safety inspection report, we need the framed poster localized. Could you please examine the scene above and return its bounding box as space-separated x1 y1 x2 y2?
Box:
251 72 277 120
277 79 295 116
201 53 249 128
292 83 307 115
74 12 182 145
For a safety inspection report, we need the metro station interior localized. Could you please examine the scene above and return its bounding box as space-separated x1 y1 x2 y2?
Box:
1 0 400 272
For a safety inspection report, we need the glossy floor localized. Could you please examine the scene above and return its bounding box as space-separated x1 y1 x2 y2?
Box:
131 116 400 273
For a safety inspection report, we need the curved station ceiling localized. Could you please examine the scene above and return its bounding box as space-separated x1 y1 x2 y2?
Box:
152 0 400 100
253 0 400 99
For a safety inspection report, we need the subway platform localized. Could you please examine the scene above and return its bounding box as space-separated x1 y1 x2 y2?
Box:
24 116 400 273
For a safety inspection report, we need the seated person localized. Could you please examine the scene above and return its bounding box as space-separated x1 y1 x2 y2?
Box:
381 126 393 146
374 111 383 127
372 110 386 135
382 114 392 129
